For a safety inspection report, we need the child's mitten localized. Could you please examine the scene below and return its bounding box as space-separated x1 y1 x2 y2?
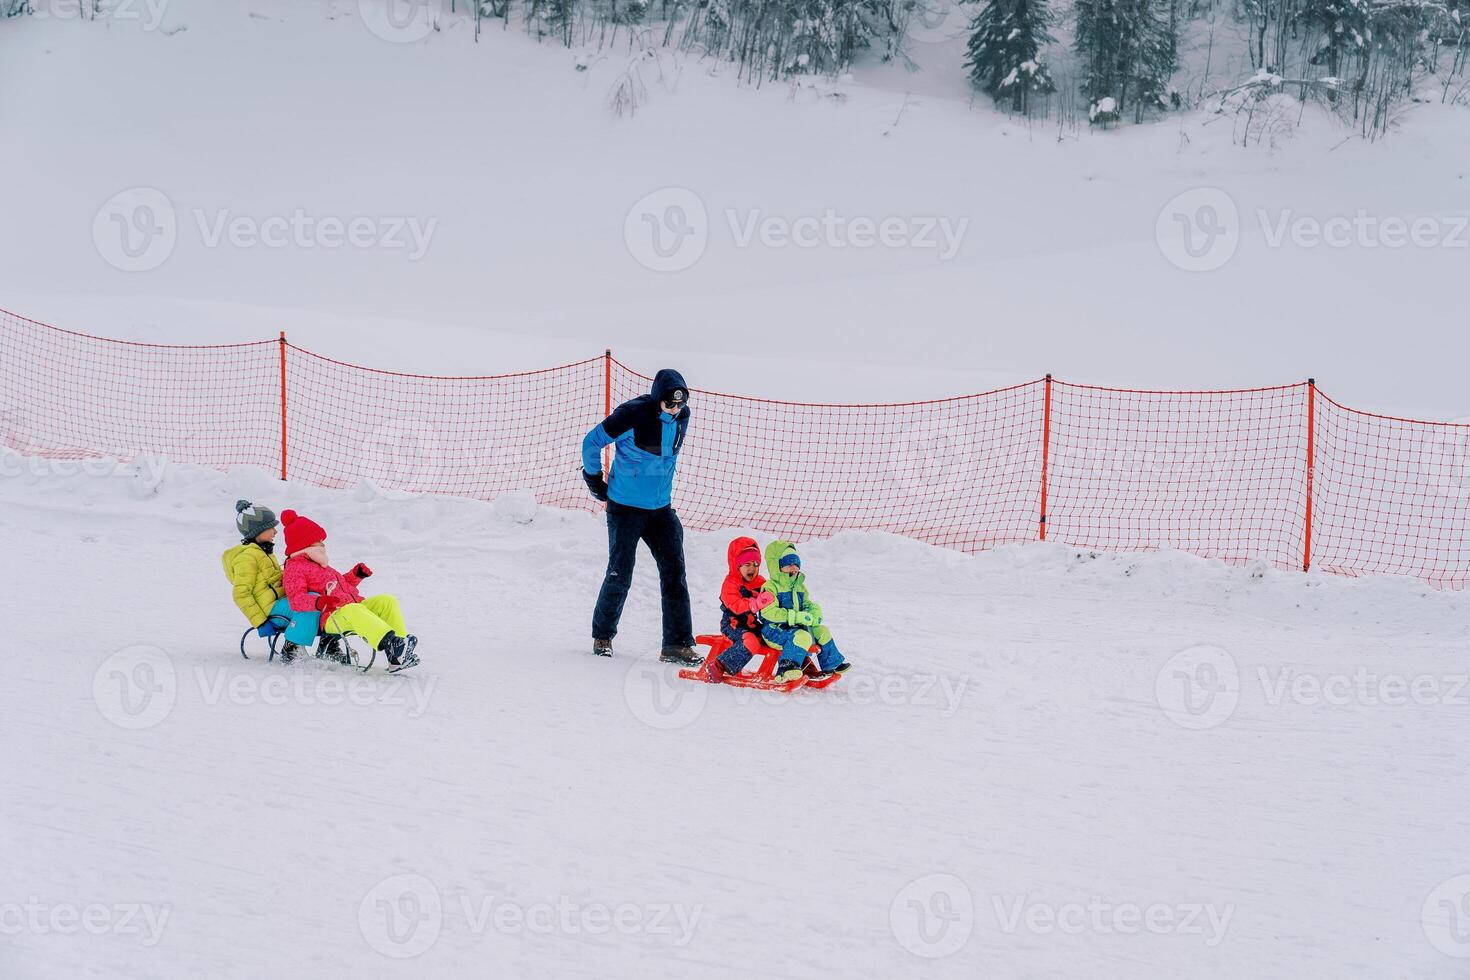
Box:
352 563 373 579
750 591 775 612
795 610 816 627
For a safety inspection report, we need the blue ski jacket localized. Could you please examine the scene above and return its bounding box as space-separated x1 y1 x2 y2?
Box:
581 369 690 511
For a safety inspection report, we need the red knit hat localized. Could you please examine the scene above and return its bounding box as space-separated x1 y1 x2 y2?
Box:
734 546 760 566
280 509 327 557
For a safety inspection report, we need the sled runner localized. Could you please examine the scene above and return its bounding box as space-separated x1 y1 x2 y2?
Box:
237 611 379 673
677 633 843 691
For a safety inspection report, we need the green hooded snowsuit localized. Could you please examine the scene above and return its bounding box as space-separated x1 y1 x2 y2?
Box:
758 540 843 670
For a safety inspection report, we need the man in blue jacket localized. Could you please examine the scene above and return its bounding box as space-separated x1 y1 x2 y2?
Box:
581 368 701 665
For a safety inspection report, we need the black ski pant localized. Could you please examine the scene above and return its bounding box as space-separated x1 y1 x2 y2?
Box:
592 501 694 648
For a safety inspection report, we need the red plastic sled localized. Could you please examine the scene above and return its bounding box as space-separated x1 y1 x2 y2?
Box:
677 633 843 691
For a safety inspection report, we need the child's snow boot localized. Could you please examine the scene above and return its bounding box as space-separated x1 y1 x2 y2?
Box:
592 638 614 657
812 640 849 678
315 635 350 665
381 632 420 670
279 640 301 664
775 661 805 683
696 657 732 683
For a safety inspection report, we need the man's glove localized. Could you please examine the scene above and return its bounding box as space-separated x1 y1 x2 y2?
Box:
351 563 373 579
583 469 609 502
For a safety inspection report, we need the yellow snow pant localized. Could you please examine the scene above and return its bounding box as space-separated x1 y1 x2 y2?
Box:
325 594 406 650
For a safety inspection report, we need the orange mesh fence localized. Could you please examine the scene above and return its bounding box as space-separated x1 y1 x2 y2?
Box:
1311 394 1470 588
1044 380 1310 569
4 307 1470 587
610 362 1045 551
0 308 279 471
282 343 602 510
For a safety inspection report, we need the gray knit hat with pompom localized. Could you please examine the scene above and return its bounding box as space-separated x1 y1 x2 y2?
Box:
235 500 279 540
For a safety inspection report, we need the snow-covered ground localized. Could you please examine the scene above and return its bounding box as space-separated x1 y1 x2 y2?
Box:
5 2 1470 977
4 457 1470 978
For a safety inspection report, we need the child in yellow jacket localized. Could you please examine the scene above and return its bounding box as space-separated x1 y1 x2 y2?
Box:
221 500 336 664
222 501 285 626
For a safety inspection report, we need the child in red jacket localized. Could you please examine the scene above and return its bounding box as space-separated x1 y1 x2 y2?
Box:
694 536 774 683
279 509 420 670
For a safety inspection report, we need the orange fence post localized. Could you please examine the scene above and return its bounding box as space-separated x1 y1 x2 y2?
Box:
278 331 288 482
1303 378 1315 572
1040 373 1053 541
601 348 613 476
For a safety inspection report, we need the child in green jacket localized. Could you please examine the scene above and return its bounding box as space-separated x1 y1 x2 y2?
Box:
758 540 851 682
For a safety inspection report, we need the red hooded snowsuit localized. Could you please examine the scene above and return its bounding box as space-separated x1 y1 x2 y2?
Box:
719 536 768 636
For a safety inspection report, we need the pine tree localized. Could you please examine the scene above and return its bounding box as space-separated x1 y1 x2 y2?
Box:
964 0 1057 112
1073 0 1177 122
1297 0 1371 84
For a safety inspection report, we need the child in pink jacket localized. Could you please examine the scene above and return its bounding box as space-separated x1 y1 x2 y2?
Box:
280 509 420 670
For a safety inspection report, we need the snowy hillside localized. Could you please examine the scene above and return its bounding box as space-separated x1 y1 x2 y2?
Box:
0 1 1467 416
4 457 1470 978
